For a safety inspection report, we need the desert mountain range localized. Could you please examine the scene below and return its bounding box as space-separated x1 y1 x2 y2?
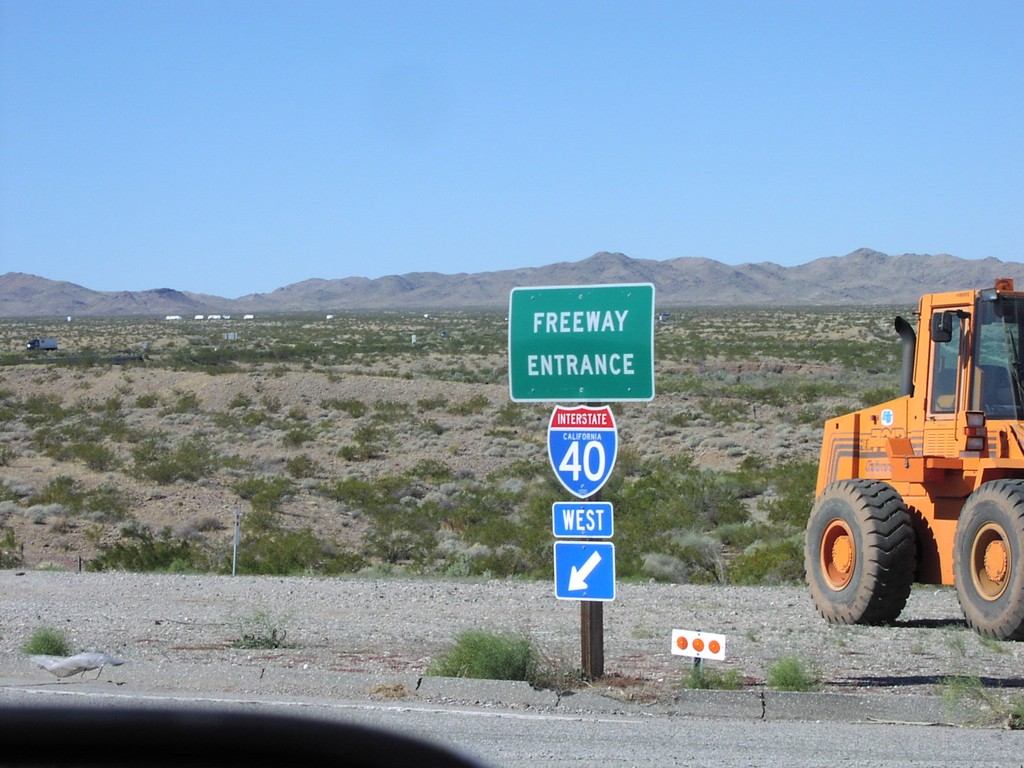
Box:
3 248 1024 317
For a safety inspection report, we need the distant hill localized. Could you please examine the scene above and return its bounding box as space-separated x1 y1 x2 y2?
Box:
3 248 1024 317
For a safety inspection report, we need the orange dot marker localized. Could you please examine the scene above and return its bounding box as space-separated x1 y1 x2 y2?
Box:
692 638 705 652
708 640 721 655
676 637 688 651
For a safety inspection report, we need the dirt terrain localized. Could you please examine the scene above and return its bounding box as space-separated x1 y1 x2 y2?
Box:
0 361 824 568
2 570 1023 724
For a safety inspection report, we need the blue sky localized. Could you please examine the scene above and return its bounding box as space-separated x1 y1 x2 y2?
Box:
2 1 1022 297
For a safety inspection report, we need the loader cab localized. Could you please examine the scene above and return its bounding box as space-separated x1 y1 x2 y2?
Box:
924 284 1024 422
970 291 1024 420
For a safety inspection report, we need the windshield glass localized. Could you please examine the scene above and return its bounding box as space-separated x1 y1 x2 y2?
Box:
972 296 1024 419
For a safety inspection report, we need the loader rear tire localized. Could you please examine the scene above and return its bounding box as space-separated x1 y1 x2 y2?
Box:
954 480 1024 641
805 479 916 625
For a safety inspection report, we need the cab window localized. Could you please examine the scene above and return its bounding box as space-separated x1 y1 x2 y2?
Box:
930 311 961 414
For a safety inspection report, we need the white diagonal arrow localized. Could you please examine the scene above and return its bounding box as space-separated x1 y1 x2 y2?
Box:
568 550 602 591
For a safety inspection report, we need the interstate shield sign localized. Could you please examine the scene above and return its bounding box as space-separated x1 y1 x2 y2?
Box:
547 405 618 498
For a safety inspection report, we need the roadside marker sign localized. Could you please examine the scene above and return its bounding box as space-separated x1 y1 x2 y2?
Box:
547 404 617 498
670 629 726 661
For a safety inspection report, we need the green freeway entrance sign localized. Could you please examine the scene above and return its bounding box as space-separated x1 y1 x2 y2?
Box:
508 283 655 402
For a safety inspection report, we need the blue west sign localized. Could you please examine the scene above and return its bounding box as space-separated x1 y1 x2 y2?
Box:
552 501 614 538
547 405 618 499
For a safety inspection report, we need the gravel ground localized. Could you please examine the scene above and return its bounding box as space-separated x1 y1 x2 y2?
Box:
2 570 1022 714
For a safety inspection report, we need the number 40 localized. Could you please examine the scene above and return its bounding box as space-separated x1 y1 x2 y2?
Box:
558 440 607 482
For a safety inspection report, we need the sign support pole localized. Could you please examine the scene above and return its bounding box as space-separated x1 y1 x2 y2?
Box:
579 463 604 680
581 599 604 680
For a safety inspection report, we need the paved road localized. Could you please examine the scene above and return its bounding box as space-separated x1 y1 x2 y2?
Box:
2 683 1019 767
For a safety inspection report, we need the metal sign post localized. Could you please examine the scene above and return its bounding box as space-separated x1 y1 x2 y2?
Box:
232 509 241 576
581 488 604 681
581 599 604 680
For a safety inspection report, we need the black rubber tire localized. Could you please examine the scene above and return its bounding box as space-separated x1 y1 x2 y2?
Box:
953 480 1024 640
805 479 916 625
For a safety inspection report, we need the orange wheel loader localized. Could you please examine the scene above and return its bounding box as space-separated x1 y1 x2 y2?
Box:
808 278 1024 640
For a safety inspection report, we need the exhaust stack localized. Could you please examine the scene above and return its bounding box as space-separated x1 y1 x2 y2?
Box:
895 316 916 397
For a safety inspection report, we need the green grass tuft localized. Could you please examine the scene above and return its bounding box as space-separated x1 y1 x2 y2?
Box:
22 627 71 656
766 656 820 692
428 629 538 682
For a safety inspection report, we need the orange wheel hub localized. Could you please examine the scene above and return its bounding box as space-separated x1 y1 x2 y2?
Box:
971 523 1011 601
821 519 856 590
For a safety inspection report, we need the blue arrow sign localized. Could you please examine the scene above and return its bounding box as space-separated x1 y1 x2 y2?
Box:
552 501 614 538
548 405 618 498
554 541 616 601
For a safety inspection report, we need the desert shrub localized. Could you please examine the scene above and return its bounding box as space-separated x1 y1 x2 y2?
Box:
233 525 366 575
428 630 538 682
698 397 748 426
21 627 71 656
766 656 820 691
134 393 160 408
642 532 724 584
285 454 319 478
70 441 119 471
364 515 438 565
720 455 770 498
683 663 744 690
448 394 490 416
759 460 818 527
322 475 389 509
228 392 252 409
416 396 447 412
1006 696 1024 730
28 476 82 511
233 476 293 518
419 418 445 436
713 521 772 550
193 515 226 532
132 436 219 483
610 455 747 579
90 526 202 572
322 397 367 418
493 402 526 427
83 483 131 523
0 483 21 503
22 394 66 425
410 458 453 482
430 480 550 577
727 538 804 585
231 611 291 649
0 445 15 466
372 400 411 423
0 527 22 568
860 385 901 407
160 390 201 415
338 423 387 461
241 410 270 426
282 423 315 447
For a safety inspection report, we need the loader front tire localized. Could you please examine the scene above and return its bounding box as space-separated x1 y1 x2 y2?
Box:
805 479 916 625
954 480 1024 640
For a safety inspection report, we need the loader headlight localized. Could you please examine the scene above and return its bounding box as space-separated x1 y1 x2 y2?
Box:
964 410 987 453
